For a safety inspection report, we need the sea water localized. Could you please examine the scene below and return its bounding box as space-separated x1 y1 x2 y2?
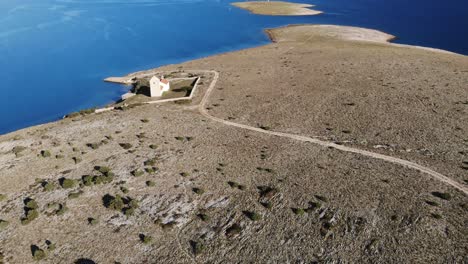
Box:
0 0 467 134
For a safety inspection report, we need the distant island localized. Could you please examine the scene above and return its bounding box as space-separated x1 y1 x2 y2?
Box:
232 1 322 16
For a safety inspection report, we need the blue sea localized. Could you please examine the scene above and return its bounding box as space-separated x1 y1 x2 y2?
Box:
1 0 467 134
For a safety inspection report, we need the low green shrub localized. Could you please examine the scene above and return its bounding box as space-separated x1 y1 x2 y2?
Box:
139 234 152 244
72 157 82 164
41 150 51 158
31 245 46 261
68 191 83 199
60 178 77 189
131 170 144 177
42 181 56 192
292 208 305 216
146 181 155 187
0 219 9 230
119 143 133 150
88 217 98 225
431 191 451 200
55 204 68 216
243 211 261 221
189 240 204 256
192 188 204 195
0 194 6 202
225 223 242 237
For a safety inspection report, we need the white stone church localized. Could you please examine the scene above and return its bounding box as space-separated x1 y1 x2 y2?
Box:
149 76 170 97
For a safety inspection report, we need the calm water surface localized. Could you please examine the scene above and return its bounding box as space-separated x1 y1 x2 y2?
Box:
0 0 467 134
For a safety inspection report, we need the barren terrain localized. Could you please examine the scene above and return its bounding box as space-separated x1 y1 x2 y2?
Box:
0 25 467 263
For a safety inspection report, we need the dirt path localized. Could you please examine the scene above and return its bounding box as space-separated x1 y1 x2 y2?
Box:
194 70 468 195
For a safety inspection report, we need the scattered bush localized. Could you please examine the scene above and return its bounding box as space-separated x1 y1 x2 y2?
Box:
179 172 189 177
243 211 261 221
119 143 133 150
42 181 56 192
55 204 68 216
31 245 46 261
45 240 56 251
21 198 39 224
261 201 272 209
82 175 94 186
0 194 6 202
41 150 51 158
139 234 152 244
68 190 84 199
292 208 305 216
256 167 274 173
431 213 442 219
425 200 439 206
144 158 157 166
103 194 138 216
431 191 451 200
86 143 101 150
141 119 149 123
88 217 98 225
146 181 156 187
189 240 204 256
228 181 246 190
257 186 278 198
314 195 328 202
149 145 158 149
0 219 9 230
55 154 64 159
120 186 129 194
192 188 204 195
225 223 242 237
72 157 82 164
131 170 144 177
197 213 209 221
60 178 77 189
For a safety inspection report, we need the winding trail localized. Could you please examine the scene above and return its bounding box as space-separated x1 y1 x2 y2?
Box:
194 70 468 195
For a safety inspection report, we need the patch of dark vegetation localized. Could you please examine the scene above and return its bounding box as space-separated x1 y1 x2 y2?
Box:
227 181 245 190
86 142 102 150
139 234 152 244
40 150 51 158
88 217 98 226
314 195 328 202
45 240 56 251
131 169 144 177
192 188 204 195
146 181 156 187
425 200 439 207
179 172 189 177
68 190 84 199
175 136 194 142
55 203 68 216
102 194 138 216
41 181 56 192
65 108 96 119
74 258 97 264
257 186 278 199
149 144 158 149
31 245 46 261
120 186 129 194
0 194 6 201
430 213 442 219
431 191 451 200
291 208 305 216
256 167 274 173
145 167 157 174
260 201 272 209
0 219 9 230
72 156 82 164
144 158 157 166
59 178 78 189
305 201 321 213
189 240 204 256
119 143 133 150
257 124 271 130
243 211 261 221
197 213 209 221
225 223 242 237
141 118 150 123
21 198 39 225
